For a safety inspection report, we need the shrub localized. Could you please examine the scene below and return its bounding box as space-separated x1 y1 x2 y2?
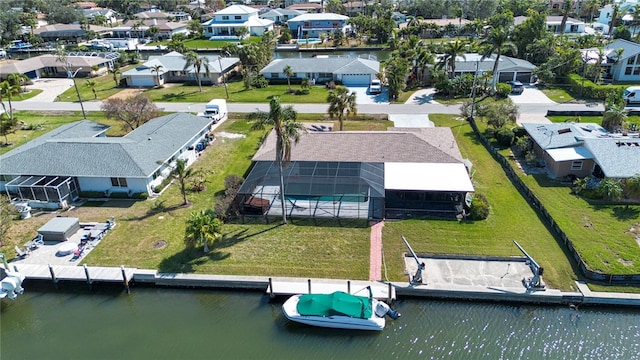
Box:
251 76 269 88
468 193 490 220
513 135 531 156
133 192 149 199
110 191 129 198
566 74 625 100
494 127 515 146
214 175 245 222
495 83 511 98
79 191 104 198
512 126 527 138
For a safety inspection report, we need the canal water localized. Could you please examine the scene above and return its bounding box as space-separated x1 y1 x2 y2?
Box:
2 284 639 359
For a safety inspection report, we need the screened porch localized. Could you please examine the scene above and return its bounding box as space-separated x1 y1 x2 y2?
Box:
5 175 79 208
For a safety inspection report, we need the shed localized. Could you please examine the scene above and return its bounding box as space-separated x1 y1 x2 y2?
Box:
37 217 80 242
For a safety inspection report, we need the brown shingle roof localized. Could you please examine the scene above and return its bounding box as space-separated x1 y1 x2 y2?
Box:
252 127 464 163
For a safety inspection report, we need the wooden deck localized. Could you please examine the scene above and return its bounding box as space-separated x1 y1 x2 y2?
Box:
12 263 135 284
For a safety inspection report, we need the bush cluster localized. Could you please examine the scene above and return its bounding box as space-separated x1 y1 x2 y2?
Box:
468 193 490 220
566 74 625 100
214 175 244 222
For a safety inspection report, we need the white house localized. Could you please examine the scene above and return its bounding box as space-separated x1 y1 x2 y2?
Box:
514 15 586 34
203 4 274 39
0 114 215 209
260 56 380 86
287 13 351 39
583 39 640 82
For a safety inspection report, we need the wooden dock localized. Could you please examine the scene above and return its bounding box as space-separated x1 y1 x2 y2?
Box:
12 263 134 284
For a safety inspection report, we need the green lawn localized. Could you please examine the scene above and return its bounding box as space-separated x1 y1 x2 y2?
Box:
540 86 576 103
145 82 331 103
56 65 138 102
13 88 43 101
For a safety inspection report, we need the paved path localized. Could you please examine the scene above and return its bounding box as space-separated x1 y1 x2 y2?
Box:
369 221 384 281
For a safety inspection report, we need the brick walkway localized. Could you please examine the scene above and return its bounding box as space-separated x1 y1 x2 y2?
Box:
369 221 384 281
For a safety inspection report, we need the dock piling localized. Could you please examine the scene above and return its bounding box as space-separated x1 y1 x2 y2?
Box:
269 277 274 299
48 264 58 288
307 279 311 294
121 265 130 294
388 283 393 303
83 264 92 285
347 280 351 294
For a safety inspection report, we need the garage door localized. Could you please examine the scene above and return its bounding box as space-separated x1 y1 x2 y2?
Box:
341 74 371 86
129 76 155 87
498 72 514 83
515 72 532 83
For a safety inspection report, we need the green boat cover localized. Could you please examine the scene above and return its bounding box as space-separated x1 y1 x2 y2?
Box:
296 292 373 319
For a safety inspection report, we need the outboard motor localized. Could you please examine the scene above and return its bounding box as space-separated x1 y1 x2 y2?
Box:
374 301 401 320
0 271 25 300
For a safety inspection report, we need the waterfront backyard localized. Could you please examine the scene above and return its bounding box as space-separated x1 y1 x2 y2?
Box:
3 112 640 292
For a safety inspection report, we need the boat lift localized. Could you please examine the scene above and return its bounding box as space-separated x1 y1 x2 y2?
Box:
513 240 545 291
402 236 425 285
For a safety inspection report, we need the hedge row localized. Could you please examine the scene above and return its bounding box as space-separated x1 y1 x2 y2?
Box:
566 74 626 100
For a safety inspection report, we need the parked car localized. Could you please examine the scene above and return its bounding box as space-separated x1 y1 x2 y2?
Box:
369 79 382 94
506 81 524 95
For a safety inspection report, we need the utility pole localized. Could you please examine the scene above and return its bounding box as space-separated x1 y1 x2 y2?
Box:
68 66 87 119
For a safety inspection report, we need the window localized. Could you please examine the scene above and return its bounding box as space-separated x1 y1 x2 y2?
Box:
626 67 633 75
270 73 279 78
571 161 583 171
110 177 128 187
634 68 640 76
628 58 635 65
222 15 229 20
303 22 310 27
235 15 241 20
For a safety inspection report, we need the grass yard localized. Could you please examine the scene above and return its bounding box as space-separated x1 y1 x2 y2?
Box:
382 114 579 291
56 65 137 102
540 86 576 103
145 82 331 103
13 88 43 101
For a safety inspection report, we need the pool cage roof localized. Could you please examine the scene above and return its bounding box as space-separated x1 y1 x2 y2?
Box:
238 161 385 198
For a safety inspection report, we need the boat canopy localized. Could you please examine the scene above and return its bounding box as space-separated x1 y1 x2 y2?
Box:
296 292 372 319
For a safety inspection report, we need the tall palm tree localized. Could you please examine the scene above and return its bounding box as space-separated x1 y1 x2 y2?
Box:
559 0 574 35
248 96 306 225
438 40 466 79
415 46 434 86
0 80 21 120
481 27 517 94
283 64 294 91
171 158 195 206
183 51 211 92
602 103 628 132
109 67 121 87
327 86 357 131
151 64 164 87
184 209 223 254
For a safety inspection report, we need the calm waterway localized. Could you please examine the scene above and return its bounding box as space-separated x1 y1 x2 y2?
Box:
2 284 640 360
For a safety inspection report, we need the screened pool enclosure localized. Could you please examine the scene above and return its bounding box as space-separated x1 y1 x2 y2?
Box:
238 161 385 220
5 175 78 207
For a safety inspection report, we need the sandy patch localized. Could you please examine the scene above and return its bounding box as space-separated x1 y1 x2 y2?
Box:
107 88 145 100
217 132 246 139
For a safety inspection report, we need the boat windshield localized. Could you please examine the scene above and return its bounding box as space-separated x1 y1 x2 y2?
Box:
297 292 372 319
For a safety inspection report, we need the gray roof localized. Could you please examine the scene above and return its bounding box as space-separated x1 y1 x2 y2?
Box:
122 51 240 76
522 122 607 149
0 54 112 76
443 53 536 73
0 114 212 178
603 39 640 62
260 9 304 18
524 122 640 178
288 13 349 22
252 127 464 164
260 57 379 75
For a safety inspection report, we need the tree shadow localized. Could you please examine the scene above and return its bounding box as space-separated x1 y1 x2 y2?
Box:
612 206 640 220
216 224 282 249
129 199 186 221
158 246 231 273
161 91 189 101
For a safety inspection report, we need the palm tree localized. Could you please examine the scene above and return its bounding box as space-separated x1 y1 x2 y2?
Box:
327 86 357 131
0 80 21 120
415 47 434 86
184 209 223 253
602 103 628 132
584 0 601 22
248 96 306 225
559 0 574 35
109 67 121 87
438 40 466 79
183 51 211 92
85 79 97 99
151 64 164 87
481 27 517 94
283 64 294 91
171 158 195 206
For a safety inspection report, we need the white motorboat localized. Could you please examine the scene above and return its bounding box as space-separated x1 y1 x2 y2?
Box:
282 288 400 331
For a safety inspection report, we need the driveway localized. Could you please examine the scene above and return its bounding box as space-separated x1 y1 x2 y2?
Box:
405 88 438 104
508 85 556 105
345 86 389 105
24 78 74 102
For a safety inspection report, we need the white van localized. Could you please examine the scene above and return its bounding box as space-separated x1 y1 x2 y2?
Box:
197 99 228 123
623 86 640 104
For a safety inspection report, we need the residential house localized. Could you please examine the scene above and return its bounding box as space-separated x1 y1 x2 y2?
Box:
111 19 189 40
259 56 379 86
121 51 240 87
432 53 536 84
34 24 111 44
582 39 640 82
284 0 323 8
287 13 350 39
399 18 473 38
343 1 368 16
0 114 215 209
238 127 474 220
597 3 637 26
514 15 586 34
260 9 304 25
83 7 119 25
285 3 324 14
136 10 192 22
0 53 118 80
203 4 275 39
523 122 640 180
